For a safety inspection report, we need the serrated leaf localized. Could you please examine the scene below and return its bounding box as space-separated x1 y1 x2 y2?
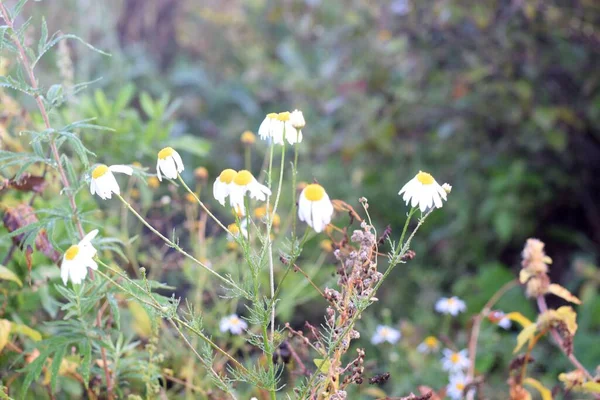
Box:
20 346 52 399
11 0 28 20
114 84 135 111
514 323 537 353
33 33 110 68
49 344 67 391
0 265 23 287
524 377 552 400
0 319 12 353
548 284 581 305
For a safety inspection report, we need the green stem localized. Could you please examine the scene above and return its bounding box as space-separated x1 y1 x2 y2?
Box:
177 175 232 235
116 194 240 292
291 144 299 241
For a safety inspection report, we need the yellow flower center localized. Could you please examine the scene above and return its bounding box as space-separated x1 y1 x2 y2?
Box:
304 184 325 202
416 171 434 185
234 170 253 186
267 112 278 119
230 316 240 326
448 297 456 305
424 336 438 348
241 130 256 144
254 206 268 219
65 245 79 261
277 111 290 121
451 353 460 364
228 223 240 234
219 169 237 183
456 383 465 390
158 147 175 160
92 165 109 179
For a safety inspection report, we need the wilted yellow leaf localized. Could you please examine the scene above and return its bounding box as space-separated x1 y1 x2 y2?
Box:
548 284 581 305
555 306 577 335
0 319 11 353
582 381 600 393
0 265 22 287
558 369 585 390
313 358 331 374
524 378 552 400
11 323 41 341
128 301 152 338
514 323 537 353
506 312 533 328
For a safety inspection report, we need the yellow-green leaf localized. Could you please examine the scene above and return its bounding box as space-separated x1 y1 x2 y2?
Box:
582 381 600 393
128 301 152 338
0 265 22 287
506 312 533 328
524 377 552 400
555 306 578 335
548 284 581 305
0 319 11 353
313 358 331 374
11 323 42 341
514 323 537 353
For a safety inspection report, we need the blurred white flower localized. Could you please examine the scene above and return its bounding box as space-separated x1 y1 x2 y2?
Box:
442 183 452 194
447 372 471 400
298 184 334 233
435 296 466 316
488 310 511 330
398 171 447 212
90 164 133 200
287 109 305 144
229 170 271 215
371 325 401 345
441 348 470 373
213 169 238 206
156 147 184 181
258 113 281 143
61 229 99 285
390 0 412 15
219 314 248 335
417 336 440 354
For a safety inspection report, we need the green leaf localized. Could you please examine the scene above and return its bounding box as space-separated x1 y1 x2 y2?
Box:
139 92 155 117
79 340 91 387
46 84 63 106
38 17 48 56
33 33 110 68
50 344 67 391
0 265 23 287
107 293 121 331
170 135 211 158
114 83 135 112
11 0 28 20
20 346 52 399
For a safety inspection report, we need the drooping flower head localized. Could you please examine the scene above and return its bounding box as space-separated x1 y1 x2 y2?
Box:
156 147 184 181
298 184 334 233
228 170 271 215
90 164 133 200
257 110 304 145
398 171 448 212
417 336 440 354
441 348 470 373
371 325 401 345
287 109 304 144
213 169 237 206
61 229 99 285
435 296 466 316
258 113 281 142
219 314 248 335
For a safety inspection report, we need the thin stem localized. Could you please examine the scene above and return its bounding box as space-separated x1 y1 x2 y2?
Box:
177 175 232 235
465 279 519 400
291 144 299 241
116 194 241 291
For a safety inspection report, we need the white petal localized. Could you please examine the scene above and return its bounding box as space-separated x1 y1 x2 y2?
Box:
156 159 162 181
109 165 133 175
81 229 99 244
172 152 184 173
61 260 70 285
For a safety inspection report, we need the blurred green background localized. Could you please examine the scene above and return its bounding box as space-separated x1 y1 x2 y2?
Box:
3 0 600 398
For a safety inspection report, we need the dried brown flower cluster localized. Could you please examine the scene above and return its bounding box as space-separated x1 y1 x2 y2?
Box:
519 238 552 298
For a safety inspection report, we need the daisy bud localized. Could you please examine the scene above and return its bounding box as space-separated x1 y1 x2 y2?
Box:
240 130 256 145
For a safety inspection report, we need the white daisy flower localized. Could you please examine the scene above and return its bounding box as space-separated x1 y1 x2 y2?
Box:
258 113 281 142
371 325 401 345
90 164 133 200
417 336 440 354
287 109 305 144
213 169 238 206
441 348 470 373
398 171 448 212
228 170 271 215
156 147 184 181
435 296 466 316
488 310 511 330
447 372 471 400
219 314 248 335
61 229 99 285
442 183 452 194
298 184 334 233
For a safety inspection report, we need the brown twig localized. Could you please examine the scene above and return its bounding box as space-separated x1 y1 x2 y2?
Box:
466 279 519 400
0 3 112 397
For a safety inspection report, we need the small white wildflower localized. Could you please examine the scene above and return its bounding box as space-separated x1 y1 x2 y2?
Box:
219 314 248 335
298 184 334 233
398 171 448 212
228 170 271 215
435 296 466 316
213 169 237 206
442 183 452 194
90 164 133 200
488 310 512 330
371 325 401 345
258 113 282 143
61 230 99 285
447 372 471 400
417 336 440 354
441 348 470 373
287 109 305 144
156 147 184 181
